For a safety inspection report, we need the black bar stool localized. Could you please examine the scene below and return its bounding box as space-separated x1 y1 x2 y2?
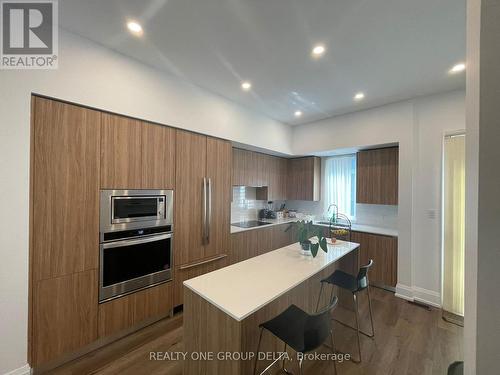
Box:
253 297 339 375
315 260 375 363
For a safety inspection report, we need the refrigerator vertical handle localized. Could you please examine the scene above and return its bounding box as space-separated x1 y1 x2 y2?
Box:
207 178 212 243
203 177 207 244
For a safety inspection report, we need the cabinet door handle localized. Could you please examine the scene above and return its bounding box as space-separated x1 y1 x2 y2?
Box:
179 254 227 270
207 177 212 244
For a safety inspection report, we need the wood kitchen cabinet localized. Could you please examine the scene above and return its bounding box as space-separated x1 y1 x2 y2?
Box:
32 96 101 281
100 113 175 189
30 97 101 366
229 224 296 264
287 156 321 201
232 148 287 200
356 147 398 205
32 270 99 366
174 131 231 306
352 231 398 287
98 282 173 338
267 155 288 201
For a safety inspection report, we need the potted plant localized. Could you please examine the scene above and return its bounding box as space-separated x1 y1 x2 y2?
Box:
286 220 328 257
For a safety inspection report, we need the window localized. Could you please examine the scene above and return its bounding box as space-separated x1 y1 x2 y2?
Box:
324 155 356 219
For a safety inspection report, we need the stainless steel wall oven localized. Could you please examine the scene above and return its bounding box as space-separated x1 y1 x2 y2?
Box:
99 189 173 302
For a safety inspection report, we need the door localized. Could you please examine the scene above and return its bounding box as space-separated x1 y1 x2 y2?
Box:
442 134 465 320
174 130 207 266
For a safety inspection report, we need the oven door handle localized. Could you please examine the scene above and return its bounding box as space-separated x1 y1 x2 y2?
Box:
102 233 172 249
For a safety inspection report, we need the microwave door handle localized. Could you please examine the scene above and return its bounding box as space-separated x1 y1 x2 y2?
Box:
207 178 212 244
102 233 172 249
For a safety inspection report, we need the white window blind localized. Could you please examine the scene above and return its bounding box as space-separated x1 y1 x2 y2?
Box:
324 155 356 219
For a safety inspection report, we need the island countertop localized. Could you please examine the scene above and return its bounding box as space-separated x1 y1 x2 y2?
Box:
183 240 359 322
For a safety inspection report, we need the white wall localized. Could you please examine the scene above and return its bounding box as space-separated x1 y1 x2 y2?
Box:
0 30 292 374
0 28 467 375
292 90 465 307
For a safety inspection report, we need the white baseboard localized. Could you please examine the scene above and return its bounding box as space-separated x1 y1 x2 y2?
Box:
3 364 31 375
395 283 442 308
413 286 441 308
395 283 414 301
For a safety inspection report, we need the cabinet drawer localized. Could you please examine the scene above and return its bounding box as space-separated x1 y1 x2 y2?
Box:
98 281 173 338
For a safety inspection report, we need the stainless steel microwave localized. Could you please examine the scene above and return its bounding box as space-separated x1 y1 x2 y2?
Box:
100 189 173 234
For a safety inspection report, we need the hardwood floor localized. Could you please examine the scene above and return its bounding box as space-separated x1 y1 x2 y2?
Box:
51 288 462 375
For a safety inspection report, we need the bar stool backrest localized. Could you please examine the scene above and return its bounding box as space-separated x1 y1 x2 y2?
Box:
303 296 338 352
356 259 374 291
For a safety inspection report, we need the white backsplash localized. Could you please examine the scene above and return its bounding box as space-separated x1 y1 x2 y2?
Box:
231 186 285 223
285 201 398 229
355 204 398 228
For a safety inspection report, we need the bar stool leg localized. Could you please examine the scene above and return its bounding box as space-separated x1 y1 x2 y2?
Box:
298 357 304 375
330 330 338 375
283 343 292 374
353 293 362 363
316 282 325 312
253 327 264 375
367 286 375 337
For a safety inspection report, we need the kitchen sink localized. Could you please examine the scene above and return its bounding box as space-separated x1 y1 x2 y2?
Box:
315 221 333 225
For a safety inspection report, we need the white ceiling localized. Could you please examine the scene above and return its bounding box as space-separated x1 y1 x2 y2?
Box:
60 0 465 125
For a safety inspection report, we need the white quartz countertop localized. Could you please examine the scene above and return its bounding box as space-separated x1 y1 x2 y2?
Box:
183 240 359 321
230 218 398 237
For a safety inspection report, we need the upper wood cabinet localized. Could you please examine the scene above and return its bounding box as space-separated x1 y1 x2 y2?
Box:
100 113 175 189
32 97 100 280
356 147 398 205
141 123 176 189
287 156 321 201
232 148 287 200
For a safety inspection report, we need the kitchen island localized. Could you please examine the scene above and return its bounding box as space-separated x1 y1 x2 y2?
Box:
183 240 360 374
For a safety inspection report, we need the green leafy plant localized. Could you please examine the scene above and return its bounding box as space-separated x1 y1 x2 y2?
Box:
286 220 328 257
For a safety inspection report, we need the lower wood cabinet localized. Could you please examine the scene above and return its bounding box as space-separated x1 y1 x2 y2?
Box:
229 224 296 265
32 270 98 366
352 231 398 287
174 255 229 307
98 282 173 338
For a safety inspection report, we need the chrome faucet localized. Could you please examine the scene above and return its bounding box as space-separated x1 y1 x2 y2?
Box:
327 204 338 224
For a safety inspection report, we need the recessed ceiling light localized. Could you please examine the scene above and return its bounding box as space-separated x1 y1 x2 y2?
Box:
294 111 303 118
449 63 466 74
127 21 143 36
312 44 326 57
354 92 365 101
241 81 252 91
